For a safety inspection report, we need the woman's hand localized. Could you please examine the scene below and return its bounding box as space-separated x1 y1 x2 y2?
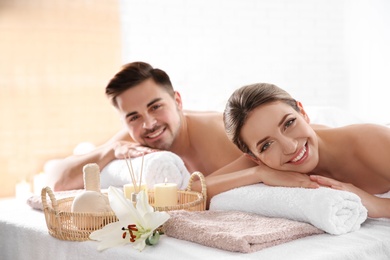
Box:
113 141 159 159
310 175 390 218
260 169 320 189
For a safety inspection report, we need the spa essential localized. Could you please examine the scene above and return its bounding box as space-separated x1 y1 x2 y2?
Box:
100 151 191 190
154 181 178 207
210 183 367 235
71 163 111 229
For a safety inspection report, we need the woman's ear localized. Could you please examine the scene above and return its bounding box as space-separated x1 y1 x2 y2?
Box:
296 101 310 123
244 153 262 165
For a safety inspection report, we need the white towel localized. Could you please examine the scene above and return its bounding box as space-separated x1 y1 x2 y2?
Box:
100 151 190 190
209 184 368 235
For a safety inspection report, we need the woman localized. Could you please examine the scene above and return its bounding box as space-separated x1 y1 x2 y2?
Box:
223 83 390 218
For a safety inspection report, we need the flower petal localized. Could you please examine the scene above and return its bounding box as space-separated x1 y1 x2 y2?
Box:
134 236 149 251
108 186 143 224
89 222 127 251
136 190 154 216
96 236 128 251
143 211 170 231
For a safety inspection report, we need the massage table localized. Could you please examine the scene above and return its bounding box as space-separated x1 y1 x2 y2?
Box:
1 195 389 260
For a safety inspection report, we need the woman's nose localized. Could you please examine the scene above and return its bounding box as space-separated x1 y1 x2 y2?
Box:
281 136 298 155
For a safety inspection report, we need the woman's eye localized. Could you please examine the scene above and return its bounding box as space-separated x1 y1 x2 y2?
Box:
260 142 271 153
284 118 296 129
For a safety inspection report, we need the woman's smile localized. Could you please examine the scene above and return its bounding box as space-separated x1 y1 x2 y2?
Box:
288 142 308 164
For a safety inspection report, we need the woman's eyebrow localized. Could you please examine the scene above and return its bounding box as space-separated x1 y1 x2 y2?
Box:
255 113 292 148
256 136 269 149
278 114 291 127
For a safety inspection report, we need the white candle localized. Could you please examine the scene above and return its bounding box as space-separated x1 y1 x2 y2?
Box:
15 180 31 200
123 183 147 200
154 182 178 207
33 172 47 195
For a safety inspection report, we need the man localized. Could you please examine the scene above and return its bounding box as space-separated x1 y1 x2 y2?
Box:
50 62 317 203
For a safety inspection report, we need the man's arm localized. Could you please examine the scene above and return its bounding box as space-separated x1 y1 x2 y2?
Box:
47 129 131 191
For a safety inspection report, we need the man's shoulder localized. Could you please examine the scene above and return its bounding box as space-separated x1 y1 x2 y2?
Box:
184 110 223 119
184 110 224 130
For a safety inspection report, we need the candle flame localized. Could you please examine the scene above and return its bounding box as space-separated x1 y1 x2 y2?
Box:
164 177 168 184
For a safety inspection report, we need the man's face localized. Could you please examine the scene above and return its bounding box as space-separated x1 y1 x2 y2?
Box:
116 78 183 150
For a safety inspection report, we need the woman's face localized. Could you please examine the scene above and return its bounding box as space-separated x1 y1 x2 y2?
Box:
241 101 319 173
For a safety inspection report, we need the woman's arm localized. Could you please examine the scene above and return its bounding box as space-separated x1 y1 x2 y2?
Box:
310 175 390 218
192 155 319 207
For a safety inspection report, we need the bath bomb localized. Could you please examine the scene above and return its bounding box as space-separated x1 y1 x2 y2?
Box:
71 191 111 213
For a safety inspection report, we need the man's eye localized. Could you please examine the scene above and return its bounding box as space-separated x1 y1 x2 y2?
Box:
129 115 140 122
151 104 161 111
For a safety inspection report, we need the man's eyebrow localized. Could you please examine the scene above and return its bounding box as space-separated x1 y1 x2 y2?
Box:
255 114 291 148
147 98 162 107
125 98 163 119
125 111 137 119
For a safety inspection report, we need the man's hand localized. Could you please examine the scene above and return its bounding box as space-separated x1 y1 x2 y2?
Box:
113 141 159 159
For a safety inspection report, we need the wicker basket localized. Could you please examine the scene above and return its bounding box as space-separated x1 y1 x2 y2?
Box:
149 171 207 212
42 171 207 241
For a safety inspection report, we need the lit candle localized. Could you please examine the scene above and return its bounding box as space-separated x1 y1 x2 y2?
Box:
154 181 178 207
123 183 147 200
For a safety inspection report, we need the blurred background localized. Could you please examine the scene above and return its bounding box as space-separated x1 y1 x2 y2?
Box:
1 0 389 198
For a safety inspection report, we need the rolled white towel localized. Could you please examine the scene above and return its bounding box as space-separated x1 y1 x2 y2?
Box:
209 184 368 235
100 151 190 190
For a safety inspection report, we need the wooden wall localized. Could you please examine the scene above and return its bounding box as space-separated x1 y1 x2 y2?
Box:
0 0 122 197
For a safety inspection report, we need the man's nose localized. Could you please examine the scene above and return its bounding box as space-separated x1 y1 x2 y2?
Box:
142 114 157 129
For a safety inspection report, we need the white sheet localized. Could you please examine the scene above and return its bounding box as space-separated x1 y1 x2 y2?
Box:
1 198 389 260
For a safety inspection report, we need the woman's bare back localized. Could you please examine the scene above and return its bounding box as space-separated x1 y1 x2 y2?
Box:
314 124 390 194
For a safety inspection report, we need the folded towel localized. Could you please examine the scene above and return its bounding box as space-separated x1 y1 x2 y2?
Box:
209 184 368 235
100 151 190 190
163 210 324 253
27 189 84 210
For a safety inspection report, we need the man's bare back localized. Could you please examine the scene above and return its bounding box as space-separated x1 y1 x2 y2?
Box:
178 111 244 174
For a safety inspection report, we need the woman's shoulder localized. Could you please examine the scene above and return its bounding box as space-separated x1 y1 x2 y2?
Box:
317 123 390 140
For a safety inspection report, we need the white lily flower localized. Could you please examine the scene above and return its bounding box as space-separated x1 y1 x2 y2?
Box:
89 186 170 251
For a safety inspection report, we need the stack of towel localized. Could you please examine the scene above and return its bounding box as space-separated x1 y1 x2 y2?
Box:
164 210 324 253
210 184 368 235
